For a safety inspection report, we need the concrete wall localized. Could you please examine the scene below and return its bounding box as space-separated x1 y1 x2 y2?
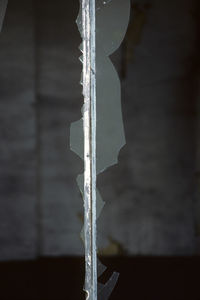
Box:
98 0 198 255
0 0 37 260
0 0 199 260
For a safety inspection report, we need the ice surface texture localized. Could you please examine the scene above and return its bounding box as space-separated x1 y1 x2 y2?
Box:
70 0 130 298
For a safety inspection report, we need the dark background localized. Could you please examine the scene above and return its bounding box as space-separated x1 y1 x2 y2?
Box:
0 0 200 299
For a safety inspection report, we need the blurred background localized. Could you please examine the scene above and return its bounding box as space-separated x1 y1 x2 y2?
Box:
0 0 200 299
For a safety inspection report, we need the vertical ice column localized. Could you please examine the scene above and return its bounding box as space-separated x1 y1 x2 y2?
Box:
71 0 130 298
81 0 97 299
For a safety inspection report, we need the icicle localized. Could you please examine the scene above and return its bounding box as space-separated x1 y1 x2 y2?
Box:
70 0 130 299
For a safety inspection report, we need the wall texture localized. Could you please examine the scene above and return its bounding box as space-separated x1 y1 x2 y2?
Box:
0 0 199 260
0 0 37 260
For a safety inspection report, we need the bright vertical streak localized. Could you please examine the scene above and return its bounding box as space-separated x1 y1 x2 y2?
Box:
90 0 97 299
82 0 97 299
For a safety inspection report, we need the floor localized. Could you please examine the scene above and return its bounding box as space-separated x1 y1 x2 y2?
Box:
0 256 200 300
